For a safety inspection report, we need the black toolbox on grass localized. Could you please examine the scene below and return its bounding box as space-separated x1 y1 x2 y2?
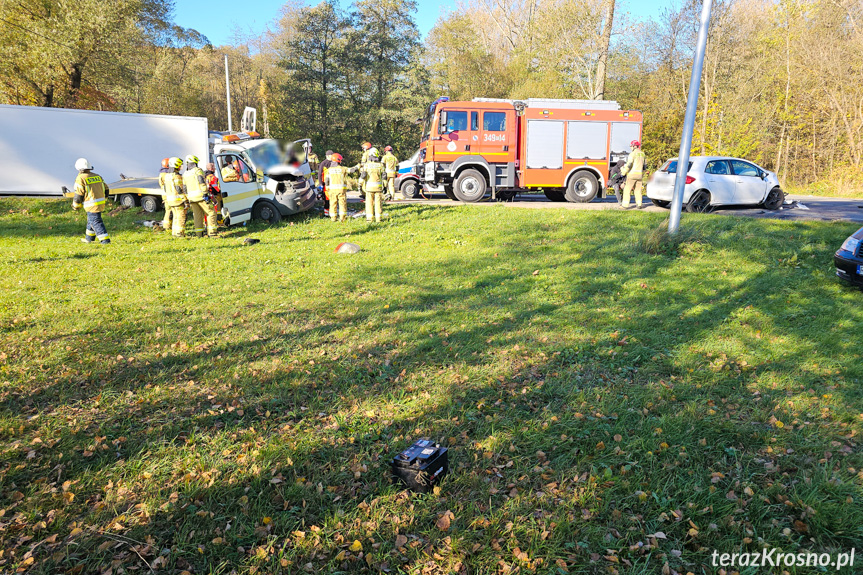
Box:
391 439 448 493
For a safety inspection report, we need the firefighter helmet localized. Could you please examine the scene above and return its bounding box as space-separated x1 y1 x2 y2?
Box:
331 153 343 163
161 158 170 169
185 154 200 165
384 146 393 152
74 158 92 171
630 140 641 148
361 142 371 150
170 157 182 170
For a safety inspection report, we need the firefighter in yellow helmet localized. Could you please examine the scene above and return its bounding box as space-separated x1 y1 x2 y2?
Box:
158 157 174 232
363 151 385 222
325 153 348 222
72 158 111 244
620 140 646 210
183 154 218 237
382 146 398 200
165 157 187 237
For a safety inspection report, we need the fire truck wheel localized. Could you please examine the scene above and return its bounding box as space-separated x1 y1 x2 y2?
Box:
544 189 566 202
400 179 420 199
444 185 456 200
496 189 517 202
453 169 488 202
141 195 161 213
253 200 283 224
565 171 599 203
118 194 138 209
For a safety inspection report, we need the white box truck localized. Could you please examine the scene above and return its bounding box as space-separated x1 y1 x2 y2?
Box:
0 104 209 196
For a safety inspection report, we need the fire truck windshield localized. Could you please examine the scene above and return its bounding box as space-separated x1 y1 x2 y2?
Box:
420 105 435 143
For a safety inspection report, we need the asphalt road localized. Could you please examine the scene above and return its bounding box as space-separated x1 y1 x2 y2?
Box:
383 192 863 224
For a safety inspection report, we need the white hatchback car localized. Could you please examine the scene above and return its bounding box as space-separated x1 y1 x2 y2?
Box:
646 156 785 212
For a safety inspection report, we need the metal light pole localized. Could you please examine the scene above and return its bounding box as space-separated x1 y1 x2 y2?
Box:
668 0 713 234
224 55 233 132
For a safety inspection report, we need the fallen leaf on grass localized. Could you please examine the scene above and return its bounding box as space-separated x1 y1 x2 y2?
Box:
436 510 454 530
395 534 407 548
349 540 363 552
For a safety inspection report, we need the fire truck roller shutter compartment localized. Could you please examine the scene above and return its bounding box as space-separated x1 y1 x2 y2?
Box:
526 120 565 170
567 122 609 161
610 122 642 164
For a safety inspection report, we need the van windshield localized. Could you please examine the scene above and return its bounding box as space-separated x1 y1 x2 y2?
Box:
245 140 283 173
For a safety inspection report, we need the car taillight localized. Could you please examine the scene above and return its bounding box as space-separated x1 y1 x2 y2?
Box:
685 175 695 184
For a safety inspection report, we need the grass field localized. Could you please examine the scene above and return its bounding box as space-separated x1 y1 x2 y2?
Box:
1 197 862 574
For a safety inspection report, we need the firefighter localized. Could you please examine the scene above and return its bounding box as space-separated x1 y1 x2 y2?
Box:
363 151 385 222
221 157 240 182
307 148 319 179
72 158 111 244
183 155 218 237
317 150 334 218
353 141 378 198
205 162 223 222
382 146 398 200
158 158 174 231
165 157 187 237
325 153 348 222
621 140 646 210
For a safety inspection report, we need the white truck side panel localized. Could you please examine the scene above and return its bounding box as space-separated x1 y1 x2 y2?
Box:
0 104 208 196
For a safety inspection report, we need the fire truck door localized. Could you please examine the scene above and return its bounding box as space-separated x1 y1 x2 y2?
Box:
478 110 516 163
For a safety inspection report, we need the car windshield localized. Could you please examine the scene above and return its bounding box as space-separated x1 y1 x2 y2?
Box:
245 140 284 173
663 160 693 173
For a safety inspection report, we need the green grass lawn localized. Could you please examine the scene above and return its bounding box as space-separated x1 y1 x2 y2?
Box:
1 198 862 574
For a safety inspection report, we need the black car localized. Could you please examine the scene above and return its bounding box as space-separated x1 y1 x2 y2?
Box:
834 226 863 287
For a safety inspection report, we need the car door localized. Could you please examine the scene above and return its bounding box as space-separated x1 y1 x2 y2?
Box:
217 155 261 225
703 160 736 205
730 159 768 204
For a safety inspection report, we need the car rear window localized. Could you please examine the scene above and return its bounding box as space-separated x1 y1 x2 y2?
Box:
662 160 693 173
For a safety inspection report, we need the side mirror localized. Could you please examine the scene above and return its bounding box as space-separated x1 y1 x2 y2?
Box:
439 111 447 134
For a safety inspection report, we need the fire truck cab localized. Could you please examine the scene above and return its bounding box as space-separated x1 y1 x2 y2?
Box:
418 97 642 203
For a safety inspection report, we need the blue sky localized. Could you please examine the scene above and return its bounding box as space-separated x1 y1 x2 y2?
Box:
174 0 674 47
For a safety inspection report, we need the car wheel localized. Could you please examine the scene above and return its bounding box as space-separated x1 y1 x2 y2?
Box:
141 195 160 213
118 194 137 209
400 179 419 199
685 190 712 213
762 187 785 210
452 169 487 202
544 188 566 202
253 200 283 224
565 171 599 203
651 199 671 209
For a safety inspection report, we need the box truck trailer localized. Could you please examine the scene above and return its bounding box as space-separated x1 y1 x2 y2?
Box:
0 104 209 197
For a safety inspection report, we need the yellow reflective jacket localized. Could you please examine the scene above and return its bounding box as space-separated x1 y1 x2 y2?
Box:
73 171 109 213
165 171 186 207
382 152 398 178
158 168 170 196
325 165 347 192
364 161 384 192
622 149 646 179
183 166 208 202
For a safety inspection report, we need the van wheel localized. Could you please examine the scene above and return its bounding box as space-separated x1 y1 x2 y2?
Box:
565 171 599 202
253 200 283 224
401 179 419 199
544 188 566 202
118 194 138 209
685 190 712 213
452 169 487 202
762 187 785 210
141 195 160 213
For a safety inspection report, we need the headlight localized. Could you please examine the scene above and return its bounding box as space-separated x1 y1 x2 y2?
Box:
841 236 861 254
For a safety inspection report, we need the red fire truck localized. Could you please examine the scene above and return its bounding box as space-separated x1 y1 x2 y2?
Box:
418 97 642 202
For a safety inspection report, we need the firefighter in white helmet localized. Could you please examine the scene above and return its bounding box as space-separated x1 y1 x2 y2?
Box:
183 154 218 237
72 158 111 244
